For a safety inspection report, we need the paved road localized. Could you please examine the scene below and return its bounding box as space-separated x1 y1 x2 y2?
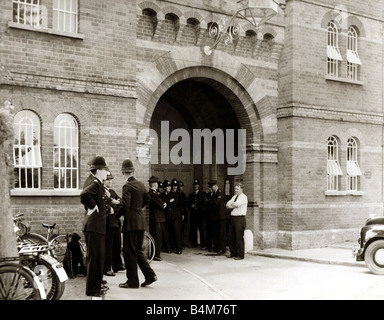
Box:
61 247 384 301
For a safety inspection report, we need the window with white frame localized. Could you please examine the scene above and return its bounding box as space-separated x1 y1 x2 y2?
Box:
12 0 47 27
327 22 342 77
12 0 79 34
13 110 42 189
53 0 78 34
346 137 362 192
53 114 79 189
327 136 342 191
347 26 361 81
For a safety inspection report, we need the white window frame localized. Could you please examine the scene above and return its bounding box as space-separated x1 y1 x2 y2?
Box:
347 26 361 81
346 137 362 192
53 113 79 190
13 110 42 189
327 22 342 77
53 0 78 34
12 0 45 27
327 136 342 191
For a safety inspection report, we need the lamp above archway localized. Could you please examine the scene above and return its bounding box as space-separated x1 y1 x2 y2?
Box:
204 0 280 55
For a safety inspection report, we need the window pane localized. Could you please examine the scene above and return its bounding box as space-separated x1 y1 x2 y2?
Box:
13 110 41 189
71 0 77 11
53 114 79 189
54 169 59 189
53 0 78 33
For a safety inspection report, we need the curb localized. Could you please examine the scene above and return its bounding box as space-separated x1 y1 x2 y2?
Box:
248 251 366 268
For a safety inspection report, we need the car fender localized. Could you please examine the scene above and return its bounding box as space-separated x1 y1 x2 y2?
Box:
364 233 384 252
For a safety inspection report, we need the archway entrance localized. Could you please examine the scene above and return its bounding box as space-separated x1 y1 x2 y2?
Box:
150 78 242 196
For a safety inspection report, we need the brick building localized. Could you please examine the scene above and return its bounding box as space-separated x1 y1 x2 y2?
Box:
1 0 383 249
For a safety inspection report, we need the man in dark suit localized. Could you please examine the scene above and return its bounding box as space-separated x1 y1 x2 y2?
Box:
210 181 228 255
80 156 109 297
148 176 168 261
188 179 207 249
117 159 157 289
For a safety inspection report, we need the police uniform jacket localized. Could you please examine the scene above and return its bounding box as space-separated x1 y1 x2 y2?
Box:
149 188 166 224
211 189 228 221
106 188 121 228
117 177 150 232
161 191 182 221
80 178 107 235
188 190 207 219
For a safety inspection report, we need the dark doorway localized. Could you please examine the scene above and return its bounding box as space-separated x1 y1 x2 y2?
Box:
150 78 241 196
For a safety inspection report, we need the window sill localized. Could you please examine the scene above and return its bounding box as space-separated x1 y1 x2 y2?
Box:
8 21 85 40
325 191 364 197
325 75 364 86
11 189 81 197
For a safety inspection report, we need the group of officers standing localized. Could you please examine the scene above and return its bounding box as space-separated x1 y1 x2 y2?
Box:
80 155 248 298
148 177 248 262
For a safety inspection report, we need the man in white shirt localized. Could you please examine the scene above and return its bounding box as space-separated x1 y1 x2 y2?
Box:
226 183 248 260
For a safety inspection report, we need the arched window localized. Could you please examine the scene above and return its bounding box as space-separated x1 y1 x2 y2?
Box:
347 26 361 80
53 114 79 189
327 22 342 77
346 137 362 191
13 110 42 189
327 136 342 191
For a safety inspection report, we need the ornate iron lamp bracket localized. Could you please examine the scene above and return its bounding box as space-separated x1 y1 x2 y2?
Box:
204 0 280 55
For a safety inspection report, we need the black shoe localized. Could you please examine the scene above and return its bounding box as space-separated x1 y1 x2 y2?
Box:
104 271 115 276
234 256 244 260
141 276 158 287
217 250 225 255
153 257 162 261
119 282 139 289
113 266 126 272
176 251 182 255
101 285 109 292
102 279 107 285
88 286 108 297
226 254 236 258
89 291 105 298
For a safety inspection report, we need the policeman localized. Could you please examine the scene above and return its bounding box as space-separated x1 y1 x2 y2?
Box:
162 179 183 254
118 159 157 288
148 176 168 261
160 180 172 253
204 181 216 251
178 180 188 247
158 181 165 195
210 181 228 255
80 156 109 297
188 179 207 249
103 172 124 276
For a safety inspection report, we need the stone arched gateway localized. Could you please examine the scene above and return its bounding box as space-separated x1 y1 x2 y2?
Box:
136 46 279 249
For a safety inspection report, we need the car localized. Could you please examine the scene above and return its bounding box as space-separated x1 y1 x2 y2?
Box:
353 216 384 275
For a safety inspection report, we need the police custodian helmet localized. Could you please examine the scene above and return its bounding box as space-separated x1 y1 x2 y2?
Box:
89 156 109 171
121 159 135 173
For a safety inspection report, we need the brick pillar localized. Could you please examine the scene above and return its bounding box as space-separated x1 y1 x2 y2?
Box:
246 144 278 249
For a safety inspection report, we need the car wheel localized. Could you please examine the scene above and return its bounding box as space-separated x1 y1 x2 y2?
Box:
364 240 384 275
